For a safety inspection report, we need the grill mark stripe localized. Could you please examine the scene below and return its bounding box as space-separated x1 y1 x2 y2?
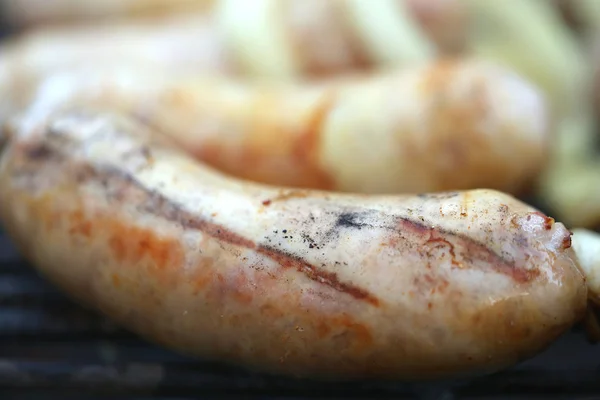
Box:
257 245 380 306
331 209 538 284
121 171 382 306
21 141 380 305
400 218 538 284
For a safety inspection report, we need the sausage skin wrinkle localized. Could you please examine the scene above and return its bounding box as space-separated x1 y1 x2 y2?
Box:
0 110 587 381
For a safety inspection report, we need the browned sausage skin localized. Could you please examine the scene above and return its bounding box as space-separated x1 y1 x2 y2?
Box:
2 58 550 195
0 108 587 381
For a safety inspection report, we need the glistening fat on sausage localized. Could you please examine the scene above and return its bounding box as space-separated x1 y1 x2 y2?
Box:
0 108 587 381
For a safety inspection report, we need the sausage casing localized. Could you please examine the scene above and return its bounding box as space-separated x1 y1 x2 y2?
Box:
0 109 587 381
3 59 550 195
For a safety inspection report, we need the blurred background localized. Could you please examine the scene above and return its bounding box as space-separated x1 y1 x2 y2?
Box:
2 0 600 399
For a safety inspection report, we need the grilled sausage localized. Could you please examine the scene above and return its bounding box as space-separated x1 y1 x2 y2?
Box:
2 58 550 195
0 108 587 381
0 0 215 27
0 0 467 56
0 0 467 84
0 14 236 82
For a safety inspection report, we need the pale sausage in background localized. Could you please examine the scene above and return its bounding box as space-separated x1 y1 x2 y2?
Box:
2 59 549 195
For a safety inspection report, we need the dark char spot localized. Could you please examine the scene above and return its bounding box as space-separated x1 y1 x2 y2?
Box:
336 212 370 230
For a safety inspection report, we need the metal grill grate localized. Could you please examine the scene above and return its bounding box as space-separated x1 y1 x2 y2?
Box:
1 229 600 400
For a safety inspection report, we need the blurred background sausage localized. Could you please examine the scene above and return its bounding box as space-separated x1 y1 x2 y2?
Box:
3 58 549 194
